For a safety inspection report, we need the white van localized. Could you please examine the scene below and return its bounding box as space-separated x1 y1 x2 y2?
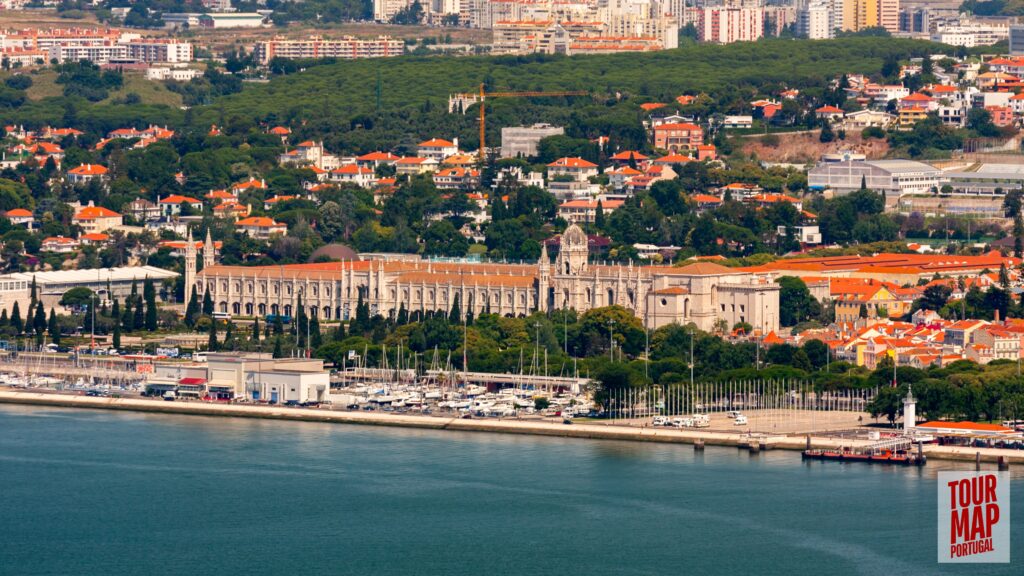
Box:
734 415 748 426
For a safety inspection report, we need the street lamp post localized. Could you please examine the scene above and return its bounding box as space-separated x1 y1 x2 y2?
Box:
607 319 616 362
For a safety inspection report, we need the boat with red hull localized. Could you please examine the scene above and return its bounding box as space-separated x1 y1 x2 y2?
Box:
802 447 926 466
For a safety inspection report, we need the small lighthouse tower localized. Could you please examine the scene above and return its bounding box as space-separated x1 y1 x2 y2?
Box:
902 384 917 434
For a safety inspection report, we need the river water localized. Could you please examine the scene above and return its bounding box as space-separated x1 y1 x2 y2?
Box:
0 404 1021 575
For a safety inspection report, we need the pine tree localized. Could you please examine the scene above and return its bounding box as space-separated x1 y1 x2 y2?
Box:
202 290 214 316
251 317 260 342
207 319 219 351
272 337 283 358
47 308 60 345
184 285 200 327
310 316 322 349
144 278 158 331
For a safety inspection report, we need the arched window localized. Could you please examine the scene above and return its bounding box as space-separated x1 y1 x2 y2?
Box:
232 302 240 314
245 303 254 315
258 303 266 315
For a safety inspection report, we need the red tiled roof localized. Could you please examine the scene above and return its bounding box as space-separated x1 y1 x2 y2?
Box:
549 157 597 168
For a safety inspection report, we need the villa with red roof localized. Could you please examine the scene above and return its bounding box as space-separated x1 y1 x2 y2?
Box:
330 164 376 187
158 194 203 217
235 216 288 239
66 163 108 185
232 178 267 193
815 105 845 121
2 208 33 227
41 235 80 253
557 198 624 223
417 137 459 161
73 202 122 234
652 122 703 152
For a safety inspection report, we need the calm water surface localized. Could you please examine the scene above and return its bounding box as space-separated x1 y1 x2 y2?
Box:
0 404 1021 576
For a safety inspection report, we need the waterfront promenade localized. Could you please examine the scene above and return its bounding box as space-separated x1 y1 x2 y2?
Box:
2 388 1021 465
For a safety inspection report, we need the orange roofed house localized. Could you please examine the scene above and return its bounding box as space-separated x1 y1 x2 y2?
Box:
66 164 108 186
73 202 122 234
652 123 703 153
235 216 288 240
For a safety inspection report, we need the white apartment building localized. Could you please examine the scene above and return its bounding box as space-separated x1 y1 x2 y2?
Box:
125 39 193 63
48 43 127 64
931 22 1009 48
798 1 832 39
695 7 764 44
253 36 404 65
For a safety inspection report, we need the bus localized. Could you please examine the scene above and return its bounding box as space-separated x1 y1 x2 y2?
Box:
212 311 232 321
265 314 292 324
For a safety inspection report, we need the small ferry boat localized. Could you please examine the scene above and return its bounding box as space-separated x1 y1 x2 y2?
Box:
802 447 926 466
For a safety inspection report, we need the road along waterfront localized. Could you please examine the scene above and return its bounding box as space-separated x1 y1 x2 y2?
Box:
1 388 1021 465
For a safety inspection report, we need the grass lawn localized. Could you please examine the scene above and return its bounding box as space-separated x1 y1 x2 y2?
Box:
4 69 182 108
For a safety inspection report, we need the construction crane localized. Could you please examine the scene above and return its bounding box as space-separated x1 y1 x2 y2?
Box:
472 83 588 161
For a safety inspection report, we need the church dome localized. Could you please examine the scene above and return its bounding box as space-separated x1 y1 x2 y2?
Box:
309 244 360 263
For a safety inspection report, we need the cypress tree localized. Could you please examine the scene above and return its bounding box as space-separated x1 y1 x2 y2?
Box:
225 322 234 350
272 337 283 358
80 298 92 334
264 320 270 339
296 295 306 345
144 278 158 331
273 313 284 335
111 299 120 330
184 285 200 327
207 319 219 351
251 317 260 342
448 294 461 323
33 301 46 336
0 308 8 327
310 316 322 349
133 297 144 331
47 308 60 345
594 200 605 230
202 290 214 316
333 322 345 341
129 278 138 310
112 321 121 350
29 276 37 303
12 301 24 334
397 303 408 325
121 299 132 330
